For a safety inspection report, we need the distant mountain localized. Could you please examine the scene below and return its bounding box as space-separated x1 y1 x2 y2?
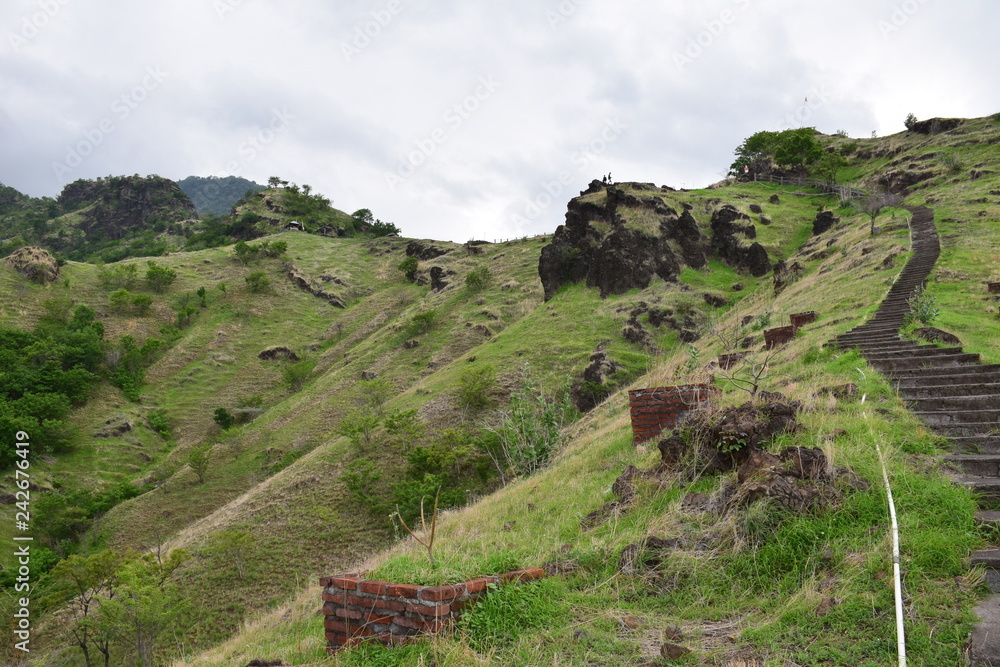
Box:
178 175 266 217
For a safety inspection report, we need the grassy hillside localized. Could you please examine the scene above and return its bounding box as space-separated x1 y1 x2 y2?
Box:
1 114 997 666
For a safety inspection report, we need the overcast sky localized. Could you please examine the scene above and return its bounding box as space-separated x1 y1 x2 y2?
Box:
1 1 997 242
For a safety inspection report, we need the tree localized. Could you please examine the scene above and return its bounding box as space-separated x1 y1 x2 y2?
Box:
196 286 207 308
267 176 281 188
109 289 132 314
338 410 381 451
245 270 270 293
187 444 212 483
131 293 153 316
466 267 492 292
861 190 903 235
905 113 918 130
205 529 254 579
213 408 235 430
144 262 177 293
370 219 401 237
814 151 849 184
355 377 394 417
456 364 497 412
398 256 418 282
773 131 823 173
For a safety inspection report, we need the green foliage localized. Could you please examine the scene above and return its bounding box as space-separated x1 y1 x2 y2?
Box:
213 408 235 430
455 363 498 411
460 578 564 652
369 219 401 237
148 410 171 438
97 263 139 291
338 409 381 451
939 151 964 174
107 336 164 401
480 365 577 482
244 270 271 293
233 239 289 264
814 150 849 183
466 266 492 292
109 288 132 313
398 256 418 282
188 444 212 483
196 286 207 308
905 112 918 130
282 358 316 392
730 128 822 176
383 409 426 451
144 261 177 293
403 309 437 337
32 481 143 549
203 529 254 579
905 285 940 326
131 293 153 316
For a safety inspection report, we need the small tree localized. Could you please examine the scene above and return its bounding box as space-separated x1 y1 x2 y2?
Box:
456 364 497 412
904 113 918 130
398 256 418 282
196 286 207 308
338 410 381 451
145 262 177 293
466 267 492 292
131 293 153 316
187 444 212 484
109 289 132 314
213 407 235 430
245 270 270 293
861 190 903 235
206 529 254 579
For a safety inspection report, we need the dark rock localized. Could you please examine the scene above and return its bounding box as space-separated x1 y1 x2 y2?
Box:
703 292 728 308
660 643 692 660
361 371 378 381
405 241 449 260
759 215 772 226
732 283 745 291
906 117 963 135
769 194 780 205
780 447 834 480
874 169 935 194
287 270 345 308
245 661 287 667
711 206 770 276
741 315 755 327
258 346 299 362
612 465 639 503
571 343 622 412
94 416 133 439
913 327 961 346
663 625 685 641
749 204 763 214
812 211 839 235
773 260 804 295
0 492 18 505
402 340 419 349
429 266 449 291
737 448 783 483
878 253 897 270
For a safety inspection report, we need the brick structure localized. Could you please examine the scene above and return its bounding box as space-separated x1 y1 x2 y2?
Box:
717 352 745 370
789 311 818 329
320 568 545 652
988 283 1000 295
628 384 719 443
763 325 796 350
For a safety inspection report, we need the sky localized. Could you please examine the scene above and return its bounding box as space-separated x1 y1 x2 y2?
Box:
1 0 998 242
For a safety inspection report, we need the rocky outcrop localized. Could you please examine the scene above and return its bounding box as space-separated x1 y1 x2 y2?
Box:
572 344 623 413
3 246 60 284
906 117 964 135
406 241 450 261
710 205 771 276
812 211 839 235
287 269 345 308
57 175 196 241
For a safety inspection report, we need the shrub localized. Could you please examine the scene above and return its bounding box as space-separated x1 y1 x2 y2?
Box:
145 261 177 293
245 271 271 293
455 364 497 411
905 285 939 326
904 113 918 130
283 359 316 392
188 444 212 483
109 288 132 313
466 267 492 292
148 410 171 438
398 256 418 282
404 309 437 337
213 407 235 430
131 293 153 316
97 263 138 290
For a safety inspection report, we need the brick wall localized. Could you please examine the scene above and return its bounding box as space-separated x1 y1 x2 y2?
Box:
628 384 719 443
763 325 795 349
320 568 545 652
789 311 818 329
717 352 745 370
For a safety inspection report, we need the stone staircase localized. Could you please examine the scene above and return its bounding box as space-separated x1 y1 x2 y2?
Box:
830 206 1000 664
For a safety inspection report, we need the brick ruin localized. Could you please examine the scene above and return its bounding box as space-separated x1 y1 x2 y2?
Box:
321 568 545 652
763 325 796 349
628 384 719 443
789 311 818 329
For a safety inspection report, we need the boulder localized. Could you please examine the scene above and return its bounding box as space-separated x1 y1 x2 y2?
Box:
3 246 60 285
429 266 449 291
812 211 839 235
405 241 449 260
572 344 623 412
258 346 299 361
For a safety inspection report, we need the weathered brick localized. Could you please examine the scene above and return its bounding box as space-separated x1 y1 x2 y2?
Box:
464 577 498 595
347 595 377 608
407 601 451 617
500 568 545 583
362 611 394 624
359 580 392 596
322 602 341 616
420 583 466 602
327 575 361 591
324 619 349 633
372 598 406 613
393 615 424 630
322 590 348 604
387 583 421 598
422 618 452 633
335 607 363 620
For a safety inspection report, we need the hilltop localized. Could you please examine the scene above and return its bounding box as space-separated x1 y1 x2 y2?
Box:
1 113 999 666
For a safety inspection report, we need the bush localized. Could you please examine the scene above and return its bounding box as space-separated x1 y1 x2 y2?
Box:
188 444 212 483
904 113 918 130
148 410 171 438
404 309 437 337
283 359 316 391
109 288 132 313
245 271 271 293
131 293 153 316
145 261 177 293
213 407 235 430
398 256 418 282
904 285 939 326
466 267 492 292
97 263 138 290
455 364 497 411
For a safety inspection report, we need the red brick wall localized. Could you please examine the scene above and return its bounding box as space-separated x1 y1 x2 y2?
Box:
320 568 545 652
763 325 795 349
628 384 719 443
789 311 818 329
717 352 745 370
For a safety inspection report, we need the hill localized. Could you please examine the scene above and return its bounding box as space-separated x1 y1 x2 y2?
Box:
1 114 998 666
177 175 267 217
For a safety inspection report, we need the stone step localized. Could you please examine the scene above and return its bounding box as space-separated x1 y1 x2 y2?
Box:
872 353 981 373
906 395 1000 412
956 477 1000 509
913 408 1000 428
888 364 1000 383
900 383 1000 399
976 511 1000 527
927 421 1000 438
949 436 1000 454
943 454 1000 477
865 345 967 361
